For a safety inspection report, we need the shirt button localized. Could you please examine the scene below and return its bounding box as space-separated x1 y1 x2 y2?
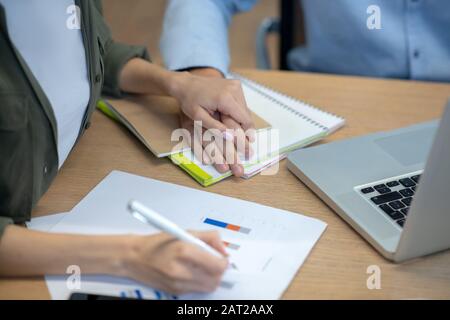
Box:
95 74 101 83
413 50 420 58
43 165 48 175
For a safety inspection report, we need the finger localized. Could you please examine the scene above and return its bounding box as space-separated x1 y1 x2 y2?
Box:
217 83 255 141
202 131 230 173
214 132 244 177
234 84 256 142
180 115 213 165
166 270 221 294
178 111 192 128
192 123 213 165
193 231 228 256
188 267 223 293
221 115 253 159
217 92 251 129
178 243 228 277
191 106 229 138
175 262 223 293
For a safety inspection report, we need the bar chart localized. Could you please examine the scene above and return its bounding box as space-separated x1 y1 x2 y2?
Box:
223 241 240 250
203 217 251 234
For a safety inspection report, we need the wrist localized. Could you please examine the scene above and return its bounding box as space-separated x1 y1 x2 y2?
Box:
117 235 151 279
106 235 140 278
166 71 191 100
188 67 224 78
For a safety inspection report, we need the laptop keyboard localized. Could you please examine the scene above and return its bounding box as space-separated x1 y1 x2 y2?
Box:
357 172 422 228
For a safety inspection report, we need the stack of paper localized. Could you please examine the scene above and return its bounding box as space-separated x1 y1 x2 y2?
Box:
28 171 327 300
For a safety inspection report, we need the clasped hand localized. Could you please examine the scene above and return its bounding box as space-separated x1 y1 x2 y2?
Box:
170 71 255 177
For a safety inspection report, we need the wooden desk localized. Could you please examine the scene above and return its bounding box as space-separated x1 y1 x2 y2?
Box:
1 70 450 299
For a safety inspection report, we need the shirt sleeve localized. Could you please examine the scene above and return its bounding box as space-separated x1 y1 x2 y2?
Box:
92 1 151 98
102 42 151 97
160 0 258 75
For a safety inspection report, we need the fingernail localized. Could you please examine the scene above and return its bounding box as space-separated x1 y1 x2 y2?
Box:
217 164 229 173
223 131 234 141
232 166 244 177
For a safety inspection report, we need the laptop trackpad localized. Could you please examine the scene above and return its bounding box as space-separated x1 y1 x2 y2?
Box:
375 127 435 166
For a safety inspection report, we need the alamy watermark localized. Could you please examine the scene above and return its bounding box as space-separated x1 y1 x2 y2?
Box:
366 265 382 290
171 122 280 175
367 5 382 30
66 265 81 290
66 4 81 30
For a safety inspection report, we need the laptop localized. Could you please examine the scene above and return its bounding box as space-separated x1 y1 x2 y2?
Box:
287 101 450 262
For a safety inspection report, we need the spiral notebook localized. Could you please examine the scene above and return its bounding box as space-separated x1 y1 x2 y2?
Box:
170 73 346 186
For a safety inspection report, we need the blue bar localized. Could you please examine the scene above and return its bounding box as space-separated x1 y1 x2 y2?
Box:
135 289 143 299
154 289 162 300
120 291 126 298
204 218 228 228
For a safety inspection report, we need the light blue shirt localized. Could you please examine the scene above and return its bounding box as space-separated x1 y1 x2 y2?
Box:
2 0 90 168
161 0 450 82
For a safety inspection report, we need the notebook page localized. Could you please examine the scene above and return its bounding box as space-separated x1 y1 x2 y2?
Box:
233 73 345 132
241 81 325 153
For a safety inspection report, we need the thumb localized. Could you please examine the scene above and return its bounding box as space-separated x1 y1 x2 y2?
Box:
194 231 228 257
192 107 234 142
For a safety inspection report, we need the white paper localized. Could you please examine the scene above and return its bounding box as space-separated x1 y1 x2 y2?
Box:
234 73 346 133
26 212 69 232
40 171 326 300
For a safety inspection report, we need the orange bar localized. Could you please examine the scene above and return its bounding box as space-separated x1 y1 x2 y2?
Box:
226 224 240 232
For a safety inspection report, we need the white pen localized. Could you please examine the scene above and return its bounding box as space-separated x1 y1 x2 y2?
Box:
127 200 225 259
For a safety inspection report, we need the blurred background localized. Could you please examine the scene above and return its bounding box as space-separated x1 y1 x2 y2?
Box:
103 0 280 70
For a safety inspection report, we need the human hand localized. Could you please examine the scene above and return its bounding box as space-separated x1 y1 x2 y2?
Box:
169 71 255 143
124 231 228 295
179 111 252 177
178 68 253 177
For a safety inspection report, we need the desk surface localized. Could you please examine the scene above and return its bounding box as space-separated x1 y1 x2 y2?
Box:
1 70 450 299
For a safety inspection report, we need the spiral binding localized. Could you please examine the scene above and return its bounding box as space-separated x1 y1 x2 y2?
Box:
231 72 344 132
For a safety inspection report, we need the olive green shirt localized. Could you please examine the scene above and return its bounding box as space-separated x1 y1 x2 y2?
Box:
0 0 150 238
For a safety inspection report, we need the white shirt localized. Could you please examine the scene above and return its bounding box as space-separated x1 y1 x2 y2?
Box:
1 0 90 168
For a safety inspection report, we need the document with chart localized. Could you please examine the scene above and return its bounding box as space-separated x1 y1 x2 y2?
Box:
32 171 327 300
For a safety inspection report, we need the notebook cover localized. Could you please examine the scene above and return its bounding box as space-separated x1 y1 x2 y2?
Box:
98 96 271 158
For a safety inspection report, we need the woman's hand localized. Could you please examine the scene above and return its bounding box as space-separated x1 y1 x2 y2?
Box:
0 225 227 296
179 111 252 177
120 60 255 140
169 71 255 142
124 231 228 295
176 68 254 177
119 60 255 177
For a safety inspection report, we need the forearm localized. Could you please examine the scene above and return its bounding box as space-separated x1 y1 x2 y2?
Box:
119 58 225 96
118 55 255 143
118 58 222 101
188 67 224 78
0 225 134 277
118 58 188 97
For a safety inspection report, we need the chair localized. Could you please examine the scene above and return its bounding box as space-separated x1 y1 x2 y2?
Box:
256 0 305 70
